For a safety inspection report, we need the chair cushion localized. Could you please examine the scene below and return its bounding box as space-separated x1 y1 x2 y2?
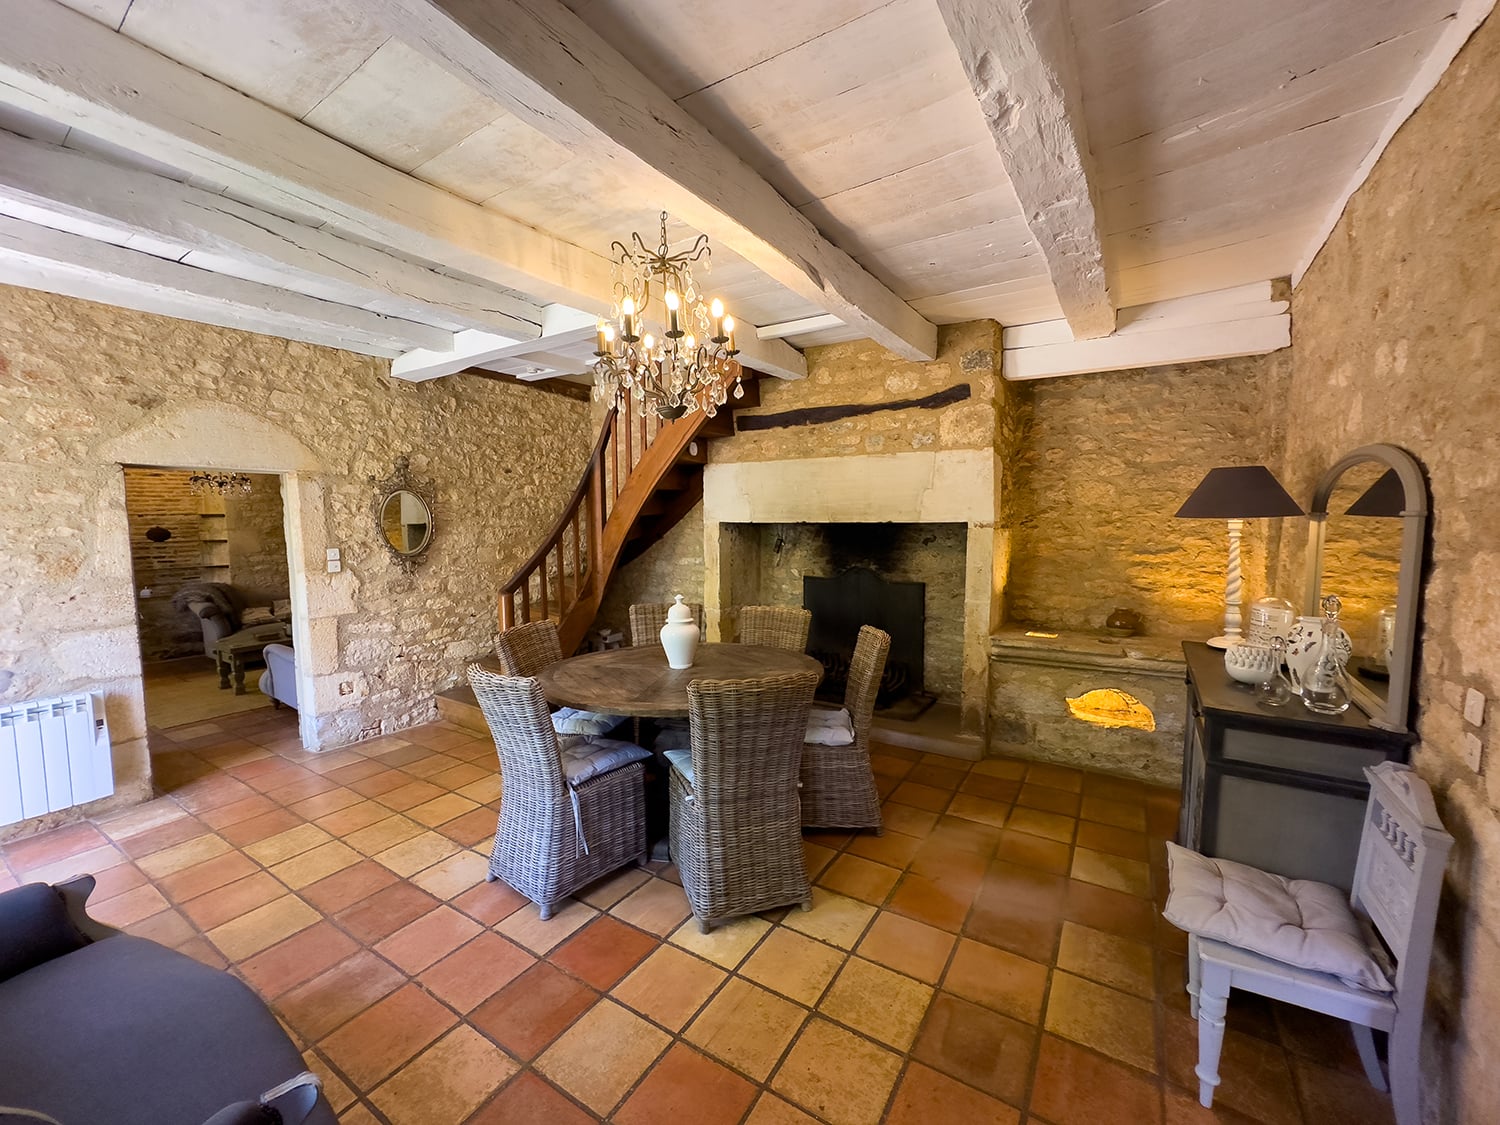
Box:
1163 842 1392 992
551 707 627 736
558 736 651 786
663 749 694 787
653 726 692 752
805 707 855 746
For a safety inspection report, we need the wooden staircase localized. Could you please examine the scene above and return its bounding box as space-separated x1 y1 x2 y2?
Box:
497 377 758 653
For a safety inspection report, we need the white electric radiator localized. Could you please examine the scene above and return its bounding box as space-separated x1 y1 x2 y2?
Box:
0 693 114 826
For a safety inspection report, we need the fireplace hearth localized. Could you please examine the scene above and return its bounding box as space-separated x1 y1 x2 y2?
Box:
803 566 929 712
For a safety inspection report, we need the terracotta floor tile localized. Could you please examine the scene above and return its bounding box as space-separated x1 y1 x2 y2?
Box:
451 880 528 926
269 839 362 889
1025 763 1085 793
126 905 196 947
276 951 406 1041
575 865 651 909
179 871 285 929
116 815 212 859
370 1025 518 1125
429 761 491 790
972 758 1028 781
782 888 877 949
371 830 461 877
960 773 1021 804
205 894 319 960
856 911 956 984
348 769 415 800
741 927 847 1006
319 983 457 1090
1289 1057 1396 1125
455 774 502 804
408 847 488 900
197 793 278 831
1031 1033 1164 1125
943 937 1049 1024
299 858 398 914
995 827 1073 875
907 762 968 790
1018 783 1083 817
615 1041 757 1125
3 821 108 871
344 815 424 855
157 849 257 902
885 1061 1021 1125
1045 971 1158 1073
551 914 658 989
889 780 953 813
377 778 449 812
287 786 364 821
136 832 232 879
881 803 941 837
87 860 148 902
817 853 901 905
375 904 482 973
610 944 724 1033
95 798 189 841
870 754 914 780
745 1093 824 1125
1057 921 1156 998
419 931 535 1013
1162 1008 1302 1125
240 919 360 998
91 883 170 927
887 872 975 933
466 1072 595 1125
665 913 769 970
497 899 598 954
819 956 932 1050
335 881 442 944
946 794 1012 830
846 829 923 869
406 792 480 828
1006 806 1077 844
264 774 341 806
1071 848 1152 897
1064 878 1158 943
471 962 599 1060
610 876 692 935
1272 1004 1366 1072
1076 820 1152 861
685 977 808 1081
217 808 304 848
965 862 1067 961
771 1017 903 1125
536 999 670 1115
1080 795 1149 832
802 840 838 880
913 992 1035 1106
313 800 393 837
434 805 499 847
1162 1085 1265 1124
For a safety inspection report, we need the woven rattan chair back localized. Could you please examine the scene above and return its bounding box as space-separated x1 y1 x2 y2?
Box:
736 605 811 652
467 663 647 919
628 602 703 648
671 670 820 931
800 625 890 831
494 620 564 676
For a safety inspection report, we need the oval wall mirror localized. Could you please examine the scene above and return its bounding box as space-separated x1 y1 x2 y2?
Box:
1304 444 1428 732
371 456 434 572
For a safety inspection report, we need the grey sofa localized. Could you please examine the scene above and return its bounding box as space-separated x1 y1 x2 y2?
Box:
258 644 298 710
0 876 334 1125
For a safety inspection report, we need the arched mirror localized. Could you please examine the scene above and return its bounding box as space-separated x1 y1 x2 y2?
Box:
1304 444 1427 732
371 457 434 572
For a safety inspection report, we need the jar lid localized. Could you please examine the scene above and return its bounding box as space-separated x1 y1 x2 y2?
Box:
666 594 694 623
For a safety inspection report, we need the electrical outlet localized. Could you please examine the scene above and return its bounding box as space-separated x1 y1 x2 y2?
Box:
326 558 342 573
1464 732 1484 772
1464 688 1486 727
338 681 354 696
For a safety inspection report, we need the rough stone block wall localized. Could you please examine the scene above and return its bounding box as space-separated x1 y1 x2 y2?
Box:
1005 352 1292 639
226 472 290 608
1273 12 1500 1119
595 505 706 645
122 467 210 660
0 284 591 829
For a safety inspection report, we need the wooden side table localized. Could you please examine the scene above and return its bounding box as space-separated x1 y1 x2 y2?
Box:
214 626 291 695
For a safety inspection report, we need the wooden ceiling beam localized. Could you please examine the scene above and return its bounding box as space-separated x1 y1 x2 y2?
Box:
0 214 446 357
364 0 939 362
935 0 1114 339
0 129 546 340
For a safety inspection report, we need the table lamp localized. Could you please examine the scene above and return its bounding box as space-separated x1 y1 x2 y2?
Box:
1176 466 1304 648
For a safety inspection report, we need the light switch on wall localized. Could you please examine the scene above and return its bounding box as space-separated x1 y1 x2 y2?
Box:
1464 687 1486 727
1465 732 1484 772
326 547 342 574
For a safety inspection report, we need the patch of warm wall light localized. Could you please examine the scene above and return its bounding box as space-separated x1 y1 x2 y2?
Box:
1066 689 1156 731
1025 631 1059 639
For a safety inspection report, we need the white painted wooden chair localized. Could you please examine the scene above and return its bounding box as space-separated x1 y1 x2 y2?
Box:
1182 762 1452 1125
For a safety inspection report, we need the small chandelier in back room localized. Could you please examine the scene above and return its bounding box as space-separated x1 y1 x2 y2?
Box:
188 470 252 497
592 211 743 420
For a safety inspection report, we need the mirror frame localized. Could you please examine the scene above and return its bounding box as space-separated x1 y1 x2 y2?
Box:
1303 443 1427 733
371 456 435 573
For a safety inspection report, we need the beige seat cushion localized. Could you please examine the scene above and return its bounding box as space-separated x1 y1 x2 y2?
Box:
1163 842 1392 992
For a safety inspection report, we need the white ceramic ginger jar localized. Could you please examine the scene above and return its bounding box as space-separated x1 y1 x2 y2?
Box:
660 594 700 669
1284 615 1351 692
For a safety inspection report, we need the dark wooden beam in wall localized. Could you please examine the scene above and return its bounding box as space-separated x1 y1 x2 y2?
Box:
735 383 971 432
459 367 592 401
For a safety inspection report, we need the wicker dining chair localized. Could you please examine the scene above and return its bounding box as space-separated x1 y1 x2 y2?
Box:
737 605 812 652
467 664 648 919
494 620 564 676
666 670 821 932
801 625 890 832
628 602 703 648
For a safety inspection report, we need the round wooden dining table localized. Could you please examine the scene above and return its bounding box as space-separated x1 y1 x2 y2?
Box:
537 643 823 719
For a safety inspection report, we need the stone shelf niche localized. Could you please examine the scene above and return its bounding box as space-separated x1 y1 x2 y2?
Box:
989 628 1187 785
702 450 999 736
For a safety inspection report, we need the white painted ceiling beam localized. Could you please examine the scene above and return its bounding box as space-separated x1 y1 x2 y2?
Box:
0 0 614 311
1003 283 1281 348
391 329 527 381
756 314 844 341
0 215 446 358
935 0 1114 340
0 128 546 339
364 0 939 362
1002 313 1289 381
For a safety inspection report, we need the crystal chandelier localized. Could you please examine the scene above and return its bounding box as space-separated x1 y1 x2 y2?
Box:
188 470 253 497
592 212 743 420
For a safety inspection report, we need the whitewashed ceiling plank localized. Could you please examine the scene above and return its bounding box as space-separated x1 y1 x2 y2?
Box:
412 111 574 203
1108 195 1346 274
53 0 128 29
366 0 938 360
302 39 503 172
914 281 1066 328
119 0 387 119
1109 228 1320 307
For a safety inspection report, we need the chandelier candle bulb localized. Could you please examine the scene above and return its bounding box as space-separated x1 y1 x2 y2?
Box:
711 297 726 343
621 296 637 341
595 322 608 355
724 315 737 354
665 289 682 337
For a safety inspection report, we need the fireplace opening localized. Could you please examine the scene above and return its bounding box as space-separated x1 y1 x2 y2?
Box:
803 566 934 718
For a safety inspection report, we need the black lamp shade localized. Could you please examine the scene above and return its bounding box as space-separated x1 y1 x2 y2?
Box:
1175 466 1305 519
1344 468 1405 517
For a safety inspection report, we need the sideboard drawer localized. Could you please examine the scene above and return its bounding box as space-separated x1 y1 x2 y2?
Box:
1219 727 1389 782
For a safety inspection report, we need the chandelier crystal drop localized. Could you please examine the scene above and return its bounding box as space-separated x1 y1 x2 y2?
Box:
592 211 744 420
188 470 253 497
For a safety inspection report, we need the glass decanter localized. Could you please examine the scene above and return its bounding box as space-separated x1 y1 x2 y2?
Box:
1256 635 1294 708
1302 594 1351 715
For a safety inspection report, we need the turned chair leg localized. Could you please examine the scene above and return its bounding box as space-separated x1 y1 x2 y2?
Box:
1186 933 1202 1020
1351 1023 1388 1092
1195 961 1231 1108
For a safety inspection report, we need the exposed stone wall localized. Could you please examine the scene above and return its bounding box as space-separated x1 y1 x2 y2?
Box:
122 467 210 660
595 505 706 645
0 285 590 831
1274 13 1500 1119
1005 352 1293 638
226 472 290 608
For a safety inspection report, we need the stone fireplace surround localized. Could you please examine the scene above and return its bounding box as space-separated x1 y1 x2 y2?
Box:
701 449 1000 735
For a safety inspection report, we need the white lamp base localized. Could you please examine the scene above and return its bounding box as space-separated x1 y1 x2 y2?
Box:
1206 635 1240 650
